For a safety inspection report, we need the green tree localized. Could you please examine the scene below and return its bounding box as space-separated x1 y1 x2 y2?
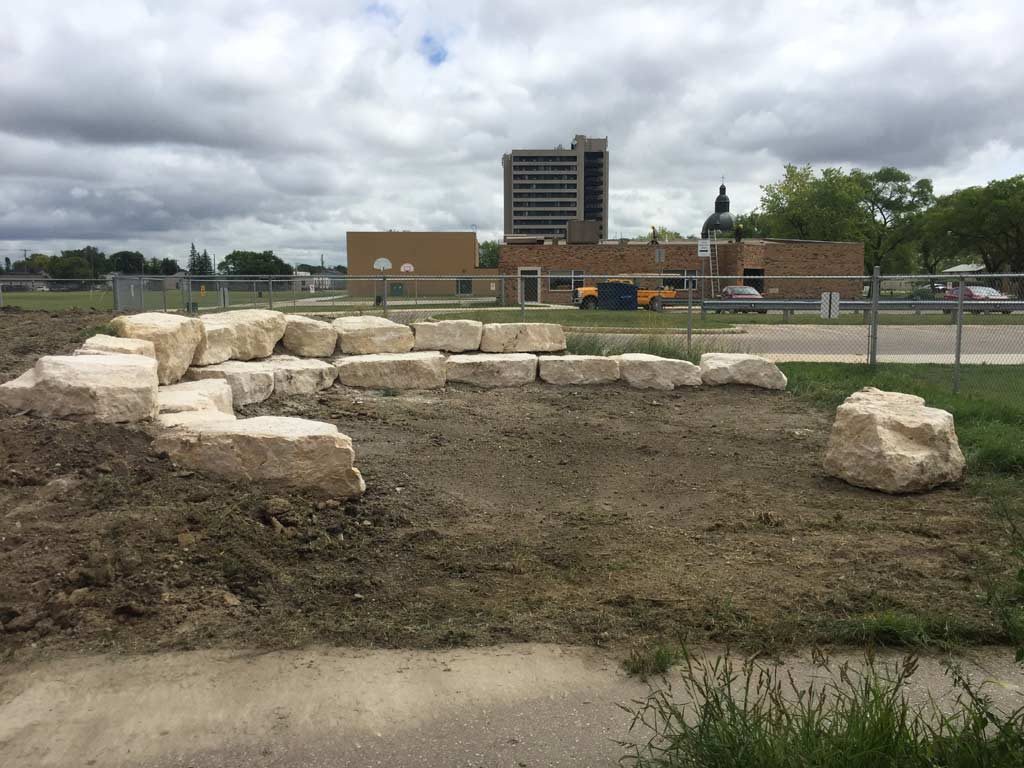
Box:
186 243 213 274
924 176 1024 272
217 250 294 275
759 164 867 243
199 249 214 274
851 167 934 273
60 246 107 277
159 258 180 275
47 254 93 279
12 253 52 274
630 226 684 242
109 250 145 274
3 257 9 273
478 240 501 267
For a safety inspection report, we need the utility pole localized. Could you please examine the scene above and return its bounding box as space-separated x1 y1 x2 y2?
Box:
320 253 324 271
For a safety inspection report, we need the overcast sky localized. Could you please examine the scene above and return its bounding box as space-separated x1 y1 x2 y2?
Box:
1 0 1022 267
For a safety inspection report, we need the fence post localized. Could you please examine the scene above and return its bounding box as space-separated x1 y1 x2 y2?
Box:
267 278 274 309
500 276 506 307
868 266 881 366
162 280 167 312
0 281 4 308
686 282 693 359
519 275 525 321
953 276 965 394
382 276 388 316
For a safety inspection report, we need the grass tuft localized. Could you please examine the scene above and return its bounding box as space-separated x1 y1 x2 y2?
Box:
621 650 1024 768
566 333 744 364
624 642 680 678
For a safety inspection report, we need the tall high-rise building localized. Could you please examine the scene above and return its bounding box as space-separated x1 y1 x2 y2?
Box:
502 134 608 240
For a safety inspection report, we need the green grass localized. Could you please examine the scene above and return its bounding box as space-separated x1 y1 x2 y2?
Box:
780 363 1024 475
427 307 734 329
820 610 1004 650
624 642 681 678
566 332 745 364
0 289 116 311
620 650 1024 768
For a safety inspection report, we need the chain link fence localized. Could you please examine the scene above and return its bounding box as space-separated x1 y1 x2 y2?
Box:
4 271 1021 395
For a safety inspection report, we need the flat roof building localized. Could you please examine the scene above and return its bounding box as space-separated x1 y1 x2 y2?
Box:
502 134 609 241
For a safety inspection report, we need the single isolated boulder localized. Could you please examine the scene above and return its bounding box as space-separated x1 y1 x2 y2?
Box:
480 323 566 353
185 361 276 406
111 312 205 385
413 320 483 353
153 416 365 498
615 353 702 390
823 387 966 494
539 355 620 385
333 316 414 355
446 353 538 387
75 334 156 359
157 379 234 416
0 354 159 423
699 353 787 390
193 310 287 365
281 315 338 357
335 351 446 389
262 356 338 395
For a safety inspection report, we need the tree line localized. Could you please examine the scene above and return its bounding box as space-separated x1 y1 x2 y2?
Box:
733 166 1024 274
2 244 310 278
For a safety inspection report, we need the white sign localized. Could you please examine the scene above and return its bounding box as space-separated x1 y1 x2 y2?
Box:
697 239 711 258
400 262 415 273
372 257 392 271
820 291 841 319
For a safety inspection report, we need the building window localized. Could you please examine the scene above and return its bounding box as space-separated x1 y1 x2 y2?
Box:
662 270 699 290
456 278 473 295
548 270 584 291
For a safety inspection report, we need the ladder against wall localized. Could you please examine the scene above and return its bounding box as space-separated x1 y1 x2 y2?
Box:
707 230 721 296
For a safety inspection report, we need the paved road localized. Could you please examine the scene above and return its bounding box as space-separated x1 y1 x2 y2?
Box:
2 644 1023 768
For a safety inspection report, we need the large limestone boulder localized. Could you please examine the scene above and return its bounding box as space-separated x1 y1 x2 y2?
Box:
823 387 967 494
479 323 566 353
157 410 237 429
158 379 234 416
111 313 205 385
336 352 446 390
0 354 159 423
446 353 538 387
699 353 787 390
184 361 275 406
281 315 338 358
262 356 338 395
152 416 365 498
413 320 483 353
615 353 702 390
333 316 414 355
539 355 620 385
75 334 156 359
193 310 287 365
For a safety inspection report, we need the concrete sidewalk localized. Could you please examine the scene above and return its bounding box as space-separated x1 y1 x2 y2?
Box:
2 644 1022 768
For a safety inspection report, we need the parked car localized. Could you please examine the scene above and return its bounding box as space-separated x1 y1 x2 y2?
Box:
942 285 1013 314
717 285 768 313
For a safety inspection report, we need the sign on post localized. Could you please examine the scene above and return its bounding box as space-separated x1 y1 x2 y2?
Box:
697 239 711 258
820 291 841 319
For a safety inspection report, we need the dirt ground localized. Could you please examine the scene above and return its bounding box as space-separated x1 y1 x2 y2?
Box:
0 308 1011 659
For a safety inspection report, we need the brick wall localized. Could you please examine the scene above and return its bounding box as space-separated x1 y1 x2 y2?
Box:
497 239 863 304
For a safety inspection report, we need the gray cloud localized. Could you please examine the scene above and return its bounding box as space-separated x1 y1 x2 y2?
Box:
0 0 1022 266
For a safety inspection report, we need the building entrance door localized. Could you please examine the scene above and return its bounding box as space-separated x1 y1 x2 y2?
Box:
519 268 540 302
743 268 765 293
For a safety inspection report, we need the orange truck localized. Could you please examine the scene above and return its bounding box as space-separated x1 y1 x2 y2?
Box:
571 278 681 311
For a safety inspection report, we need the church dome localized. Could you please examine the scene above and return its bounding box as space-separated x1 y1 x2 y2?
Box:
701 183 735 237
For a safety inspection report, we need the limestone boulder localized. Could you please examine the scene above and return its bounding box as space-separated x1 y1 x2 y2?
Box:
823 387 966 494
193 310 287 365
184 361 275 406
413 320 483 353
446 353 538 387
152 416 365 498
158 379 234 416
615 353 702 390
75 334 156 359
111 312 205 385
262 356 338 395
282 315 338 357
479 323 566 353
699 353 787 390
157 410 237 429
336 352 446 389
333 316 414 355
539 355 620 385
0 354 159 423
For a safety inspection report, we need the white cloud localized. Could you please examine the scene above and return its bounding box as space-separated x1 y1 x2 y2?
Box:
0 0 1022 267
